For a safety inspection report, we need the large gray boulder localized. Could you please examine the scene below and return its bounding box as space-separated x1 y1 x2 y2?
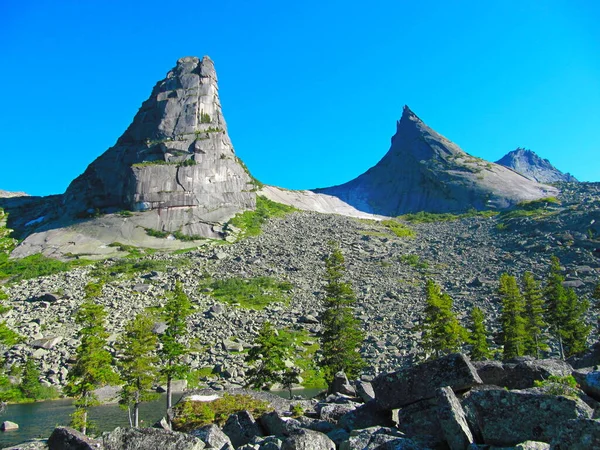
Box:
47 426 102 450
572 369 600 401
551 418 600 449
372 353 482 409
338 400 395 432
462 388 593 446
436 386 474 450
339 427 427 450
315 106 557 216
395 397 445 448
281 429 335 450
103 427 205 450
331 372 356 396
190 424 233 449
222 410 263 448
473 358 573 389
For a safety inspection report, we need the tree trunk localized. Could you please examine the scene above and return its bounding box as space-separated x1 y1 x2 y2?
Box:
82 409 87 435
167 374 172 410
134 402 139 428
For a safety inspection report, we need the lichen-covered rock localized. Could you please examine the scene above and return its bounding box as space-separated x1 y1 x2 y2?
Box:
222 410 263 448
103 427 205 450
372 353 482 409
340 427 427 450
551 418 600 449
473 358 573 390
331 372 356 396
281 429 335 450
320 403 357 424
395 397 445 448
190 424 232 449
338 400 394 432
47 426 102 450
436 386 474 450
462 388 593 446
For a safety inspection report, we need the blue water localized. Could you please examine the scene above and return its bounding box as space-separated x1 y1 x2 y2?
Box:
0 395 180 448
0 389 322 447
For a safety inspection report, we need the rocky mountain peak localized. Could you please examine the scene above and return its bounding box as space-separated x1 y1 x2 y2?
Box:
315 108 557 215
496 148 577 183
62 55 255 237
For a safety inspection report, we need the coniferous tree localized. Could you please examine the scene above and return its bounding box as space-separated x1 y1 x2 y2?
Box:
521 272 547 358
468 307 491 360
320 243 365 386
20 358 42 400
245 321 293 389
159 281 192 411
499 273 527 359
421 280 466 358
593 284 600 335
561 288 591 357
117 312 159 427
65 302 119 434
544 256 570 359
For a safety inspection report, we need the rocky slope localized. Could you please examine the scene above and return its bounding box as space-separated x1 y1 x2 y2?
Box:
315 107 557 216
496 147 578 183
1 183 598 392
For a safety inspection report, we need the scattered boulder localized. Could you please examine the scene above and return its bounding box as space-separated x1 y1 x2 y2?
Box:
355 381 375 403
1 439 48 450
572 369 600 401
340 427 426 450
103 427 205 450
1 421 19 432
157 379 188 393
473 358 573 389
190 424 233 449
331 372 356 397
222 410 263 447
551 418 600 449
47 426 102 450
281 429 335 450
338 400 394 431
462 388 593 446
260 411 300 437
436 386 474 450
395 397 445 448
372 353 482 409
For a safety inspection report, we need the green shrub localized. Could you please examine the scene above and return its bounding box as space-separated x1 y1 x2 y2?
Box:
534 375 578 397
380 220 416 238
200 112 211 124
145 228 170 239
400 254 429 269
84 282 103 299
399 209 498 223
173 394 272 431
227 196 296 238
116 210 133 217
203 276 293 309
291 404 305 417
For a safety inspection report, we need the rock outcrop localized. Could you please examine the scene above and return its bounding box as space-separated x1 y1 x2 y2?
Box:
63 56 255 236
315 106 558 215
496 148 577 184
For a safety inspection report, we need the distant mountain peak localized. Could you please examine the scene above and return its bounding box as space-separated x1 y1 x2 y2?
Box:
315 108 557 215
496 148 577 184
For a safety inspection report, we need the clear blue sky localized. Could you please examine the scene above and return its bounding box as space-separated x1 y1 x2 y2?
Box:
1 0 599 196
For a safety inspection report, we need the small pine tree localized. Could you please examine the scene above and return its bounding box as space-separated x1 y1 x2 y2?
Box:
561 288 591 357
499 273 527 359
468 307 491 360
159 281 192 411
245 321 293 389
65 302 119 434
593 284 600 335
421 280 466 358
320 243 365 386
117 312 159 427
20 358 42 399
544 256 569 359
521 272 547 358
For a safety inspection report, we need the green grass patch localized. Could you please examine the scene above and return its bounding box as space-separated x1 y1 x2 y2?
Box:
381 219 416 238
202 276 293 309
89 258 171 283
173 393 272 431
534 375 578 397
0 254 92 283
84 281 103 299
281 328 327 389
399 209 498 224
400 254 429 270
145 228 205 242
108 242 158 258
227 196 297 238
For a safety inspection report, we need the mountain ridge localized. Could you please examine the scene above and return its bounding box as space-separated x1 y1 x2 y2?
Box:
496 147 577 183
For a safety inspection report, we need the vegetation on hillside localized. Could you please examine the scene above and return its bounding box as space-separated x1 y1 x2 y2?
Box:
399 208 498 224
201 276 293 309
226 196 297 238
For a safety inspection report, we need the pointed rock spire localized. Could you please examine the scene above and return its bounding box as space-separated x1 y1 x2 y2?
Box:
64 56 256 235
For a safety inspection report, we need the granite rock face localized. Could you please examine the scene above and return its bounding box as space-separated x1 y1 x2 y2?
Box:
63 56 255 236
496 148 577 184
315 106 558 215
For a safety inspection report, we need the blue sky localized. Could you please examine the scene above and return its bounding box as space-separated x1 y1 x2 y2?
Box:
1 0 599 196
